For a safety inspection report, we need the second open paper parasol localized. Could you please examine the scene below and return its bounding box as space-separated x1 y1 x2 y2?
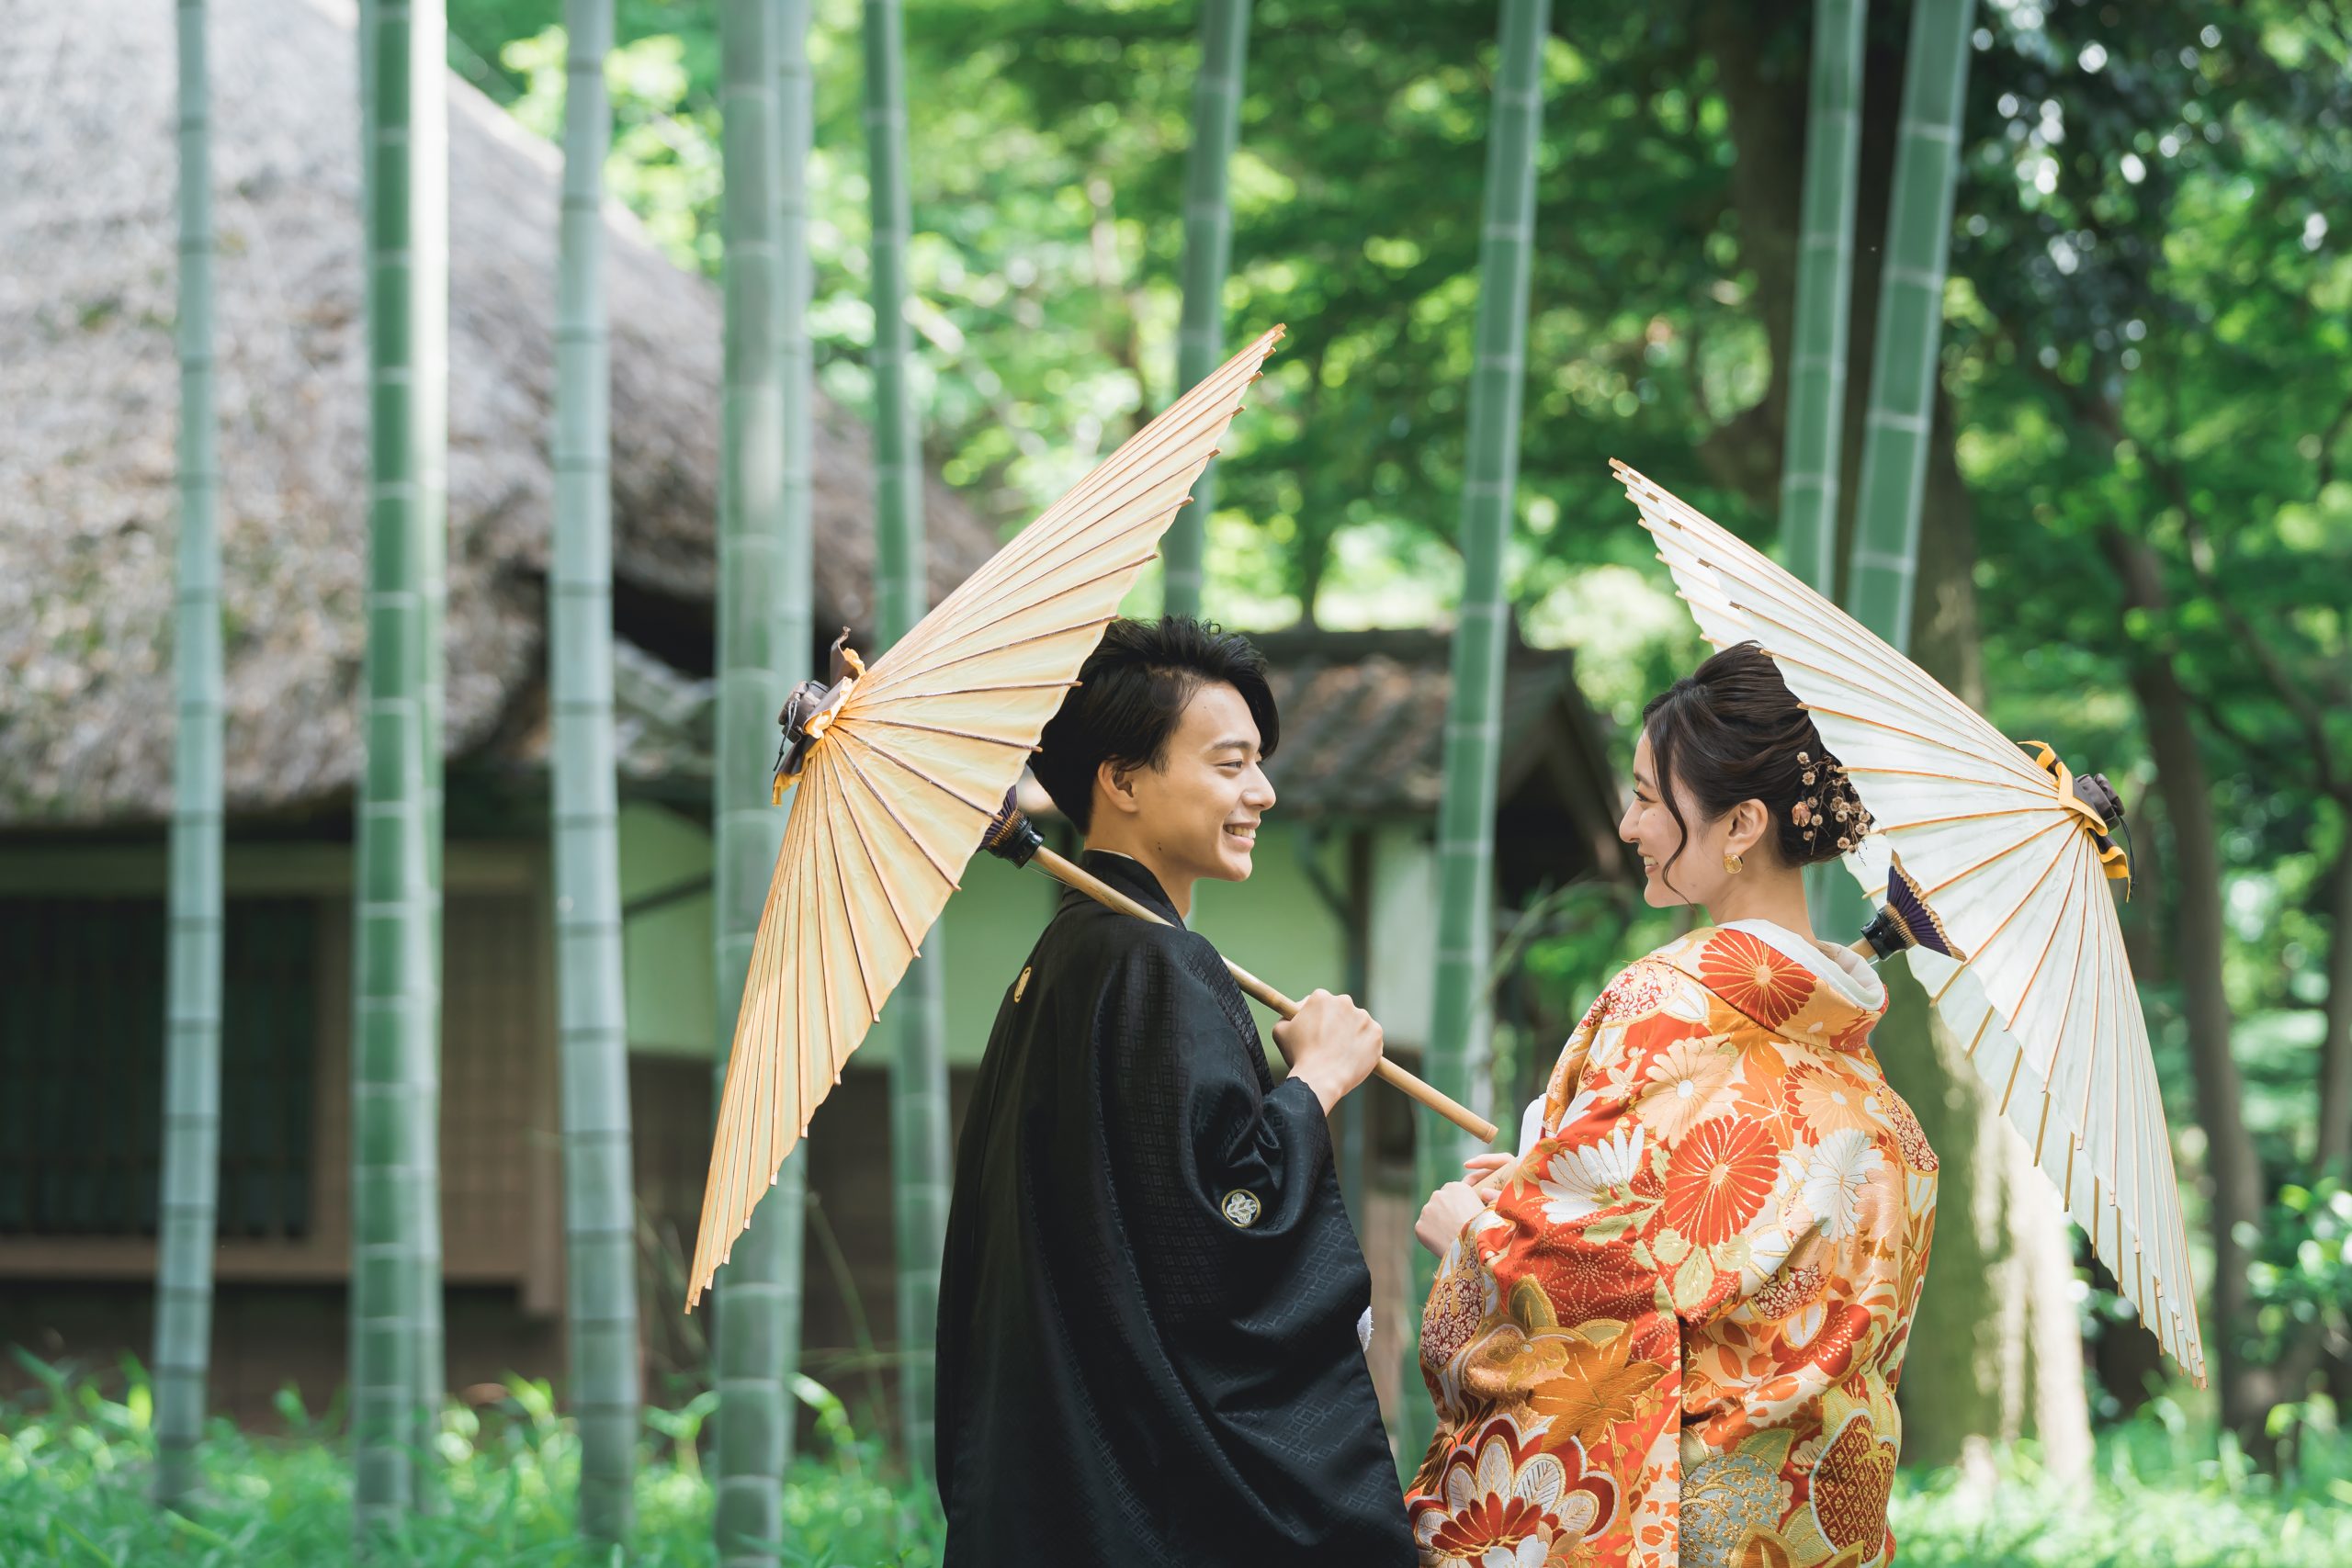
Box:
1607 459 2204 1385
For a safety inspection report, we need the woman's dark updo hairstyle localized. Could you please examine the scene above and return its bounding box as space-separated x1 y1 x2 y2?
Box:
1640 640 1871 891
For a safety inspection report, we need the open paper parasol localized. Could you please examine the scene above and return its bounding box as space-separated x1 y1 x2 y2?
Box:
687 327 1494 1310
1611 460 2204 1384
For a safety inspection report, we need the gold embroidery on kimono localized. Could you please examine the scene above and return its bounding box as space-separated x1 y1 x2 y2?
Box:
1408 926 1938 1568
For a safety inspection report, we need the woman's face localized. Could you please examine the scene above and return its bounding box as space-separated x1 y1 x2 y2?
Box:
1620 729 1738 909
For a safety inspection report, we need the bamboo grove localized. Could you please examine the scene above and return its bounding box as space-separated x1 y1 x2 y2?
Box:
135 0 2182 1549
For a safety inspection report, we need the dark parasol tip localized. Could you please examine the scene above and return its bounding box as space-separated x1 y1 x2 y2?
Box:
980 786 1046 868
1857 854 1970 964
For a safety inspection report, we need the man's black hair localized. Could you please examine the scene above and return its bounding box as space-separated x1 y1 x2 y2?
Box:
1030 617 1281 833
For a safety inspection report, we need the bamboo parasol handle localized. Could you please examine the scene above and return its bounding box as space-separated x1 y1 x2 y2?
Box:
1027 844 1499 1144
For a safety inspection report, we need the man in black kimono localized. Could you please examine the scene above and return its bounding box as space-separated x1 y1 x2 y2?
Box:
934 617 1414 1566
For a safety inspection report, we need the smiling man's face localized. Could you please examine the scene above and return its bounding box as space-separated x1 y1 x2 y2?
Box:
1101 679 1276 888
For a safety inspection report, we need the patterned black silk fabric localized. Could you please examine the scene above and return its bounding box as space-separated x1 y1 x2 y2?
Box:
934 852 1414 1566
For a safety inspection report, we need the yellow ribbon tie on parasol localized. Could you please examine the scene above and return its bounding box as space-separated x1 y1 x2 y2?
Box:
2019 739 2132 894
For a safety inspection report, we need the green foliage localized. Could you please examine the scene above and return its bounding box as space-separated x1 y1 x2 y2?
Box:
0 1364 942 1567
1946 17 2351 1406
1886 1403 2352 1567
447 0 1770 625
7 1364 2348 1565
500 26 724 269
2248 1179 2352 1370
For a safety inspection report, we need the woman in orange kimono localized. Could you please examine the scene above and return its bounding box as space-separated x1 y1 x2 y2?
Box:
1406 642 1938 1568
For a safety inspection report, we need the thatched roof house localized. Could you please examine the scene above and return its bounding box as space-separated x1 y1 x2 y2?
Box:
0 0 994 828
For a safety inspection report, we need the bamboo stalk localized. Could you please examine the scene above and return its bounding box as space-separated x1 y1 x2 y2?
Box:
1024 848 1498 1142
1845 0 1975 648
864 0 951 1479
713 4 791 1562
1780 0 1868 595
153 0 223 1512
351 0 445 1531
551 0 639 1541
1826 0 1976 943
1159 0 1252 619
1407 0 1549 1475
766 0 817 1472
408 3 450 1500
1781 0 1869 924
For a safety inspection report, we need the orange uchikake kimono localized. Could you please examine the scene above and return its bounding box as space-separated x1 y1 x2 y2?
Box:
1408 924 1939 1568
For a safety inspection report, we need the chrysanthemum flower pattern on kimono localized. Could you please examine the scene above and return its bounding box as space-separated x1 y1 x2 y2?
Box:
1409 928 1939 1568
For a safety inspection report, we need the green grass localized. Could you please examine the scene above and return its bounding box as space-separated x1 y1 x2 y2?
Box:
1889 1397 2352 1567
4 1363 2348 1565
1 1360 941 1567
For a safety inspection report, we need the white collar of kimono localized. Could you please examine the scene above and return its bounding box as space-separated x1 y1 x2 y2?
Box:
1719 918 1887 1011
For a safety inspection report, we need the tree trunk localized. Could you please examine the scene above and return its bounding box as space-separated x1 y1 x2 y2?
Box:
1160 0 1251 619
863 0 953 1477
1405 0 1548 1475
153 0 223 1512
768 0 817 1470
713 5 792 1560
552 0 640 1540
1866 403 2089 1482
2317 831 2352 1179
2100 525 2275 1449
351 0 446 1532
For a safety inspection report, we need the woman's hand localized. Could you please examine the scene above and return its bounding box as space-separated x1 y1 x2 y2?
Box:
1461 1151 1516 1201
1415 1181 1491 1258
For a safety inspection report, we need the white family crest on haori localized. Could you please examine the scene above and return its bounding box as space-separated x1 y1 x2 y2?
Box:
1611 459 2205 1386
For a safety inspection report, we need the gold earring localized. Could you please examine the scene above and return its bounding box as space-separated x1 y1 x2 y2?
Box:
1723 850 1745 874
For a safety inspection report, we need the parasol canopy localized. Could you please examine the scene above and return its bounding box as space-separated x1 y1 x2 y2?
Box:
1612 459 2206 1386
687 326 1291 1308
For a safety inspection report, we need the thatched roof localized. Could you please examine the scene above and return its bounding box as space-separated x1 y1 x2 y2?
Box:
0 0 993 827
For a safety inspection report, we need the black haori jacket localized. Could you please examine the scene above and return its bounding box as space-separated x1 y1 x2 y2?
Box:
933 851 1414 1567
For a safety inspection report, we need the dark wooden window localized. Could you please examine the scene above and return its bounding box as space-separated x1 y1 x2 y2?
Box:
0 897 318 1239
